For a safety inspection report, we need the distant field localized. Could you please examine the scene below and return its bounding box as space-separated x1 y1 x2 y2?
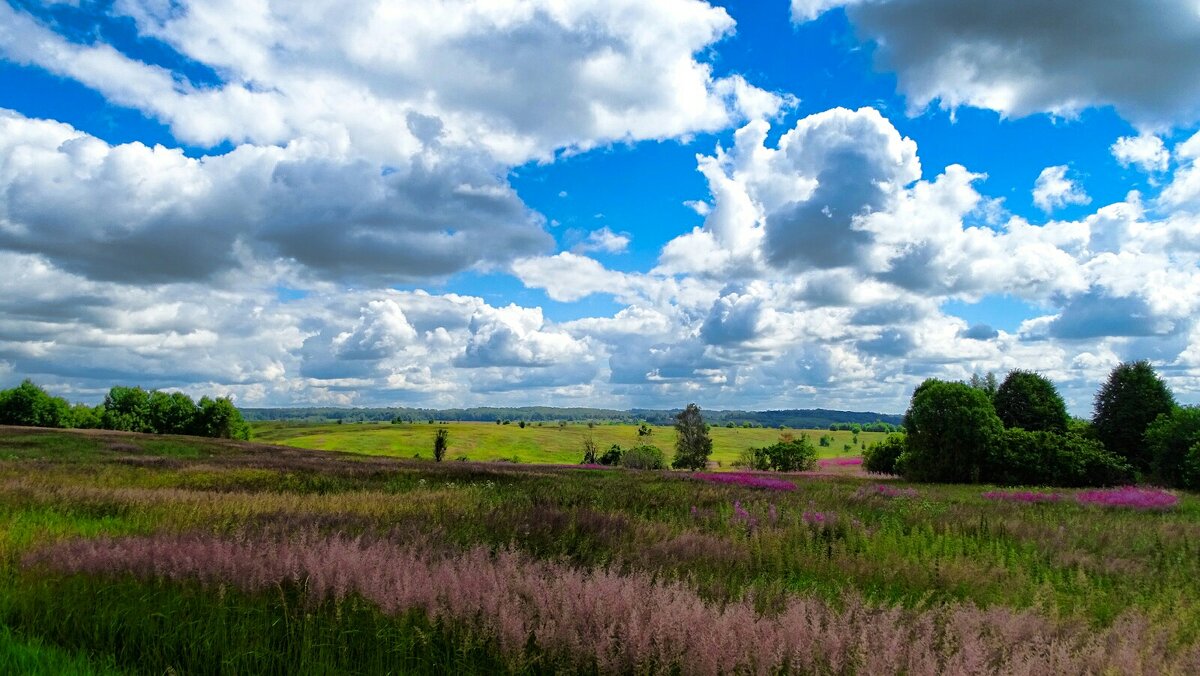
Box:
251 421 888 465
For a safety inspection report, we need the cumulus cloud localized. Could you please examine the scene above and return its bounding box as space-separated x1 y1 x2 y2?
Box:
792 0 1200 128
1112 134 1170 173
1032 165 1091 212
573 227 631 254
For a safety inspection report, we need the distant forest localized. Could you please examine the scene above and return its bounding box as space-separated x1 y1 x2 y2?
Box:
241 406 903 429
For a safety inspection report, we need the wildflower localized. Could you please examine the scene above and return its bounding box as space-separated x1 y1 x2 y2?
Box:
981 490 1062 504
691 472 796 491
1075 486 1177 510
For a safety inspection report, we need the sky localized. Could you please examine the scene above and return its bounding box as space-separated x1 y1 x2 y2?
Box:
2 1 1200 415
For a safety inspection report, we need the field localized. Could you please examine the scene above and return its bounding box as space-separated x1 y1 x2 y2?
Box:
1 425 1198 673
251 421 887 466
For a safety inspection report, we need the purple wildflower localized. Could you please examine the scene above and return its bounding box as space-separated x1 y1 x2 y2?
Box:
855 484 918 499
1075 486 1178 510
818 457 864 468
692 472 796 491
981 490 1063 504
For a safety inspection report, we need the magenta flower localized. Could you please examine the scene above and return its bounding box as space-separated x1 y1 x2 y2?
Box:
818 457 863 468
1075 486 1178 510
802 511 831 526
691 472 796 491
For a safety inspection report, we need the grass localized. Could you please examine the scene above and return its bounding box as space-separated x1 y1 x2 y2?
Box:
0 426 1197 673
251 420 886 465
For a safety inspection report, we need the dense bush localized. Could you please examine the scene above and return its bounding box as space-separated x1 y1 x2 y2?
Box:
993 370 1069 433
619 445 666 470
1093 360 1175 470
898 379 1004 483
0 380 72 428
863 434 906 475
598 445 623 466
1144 407 1200 489
985 429 1132 487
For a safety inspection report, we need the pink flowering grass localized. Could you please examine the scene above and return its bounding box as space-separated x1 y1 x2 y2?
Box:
1075 486 1178 510
691 472 796 491
982 490 1063 504
818 456 863 468
856 484 919 499
25 532 1200 675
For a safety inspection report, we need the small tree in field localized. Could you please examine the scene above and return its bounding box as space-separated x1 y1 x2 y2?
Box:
433 428 449 462
672 403 712 470
581 435 598 464
1093 360 1175 470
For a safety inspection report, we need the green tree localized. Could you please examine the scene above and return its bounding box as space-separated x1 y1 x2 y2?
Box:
196 397 251 440
102 386 153 432
581 435 598 464
1144 406 1200 489
993 370 1069 433
761 433 817 472
69 403 103 429
863 434 906 475
148 391 200 435
0 380 71 428
671 403 712 470
1093 360 1175 470
898 379 1003 483
968 371 999 398
433 428 449 462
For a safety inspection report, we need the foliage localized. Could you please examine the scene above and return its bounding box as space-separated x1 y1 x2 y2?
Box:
898 379 1004 483
992 370 1069 433
619 445 665 470
433 428 449 463
1144 407 1200 489
580 436 598 465
748 434 817 472
636 423 653 438
967 372 999 398
598 444 623 466
0 380 72 429
863 434 906 475
196 397 251 440
1093 360 1175 470
985 428 1133 487
671 403 713 471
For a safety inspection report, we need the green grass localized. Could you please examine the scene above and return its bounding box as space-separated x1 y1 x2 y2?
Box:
251 420 884 465
0 427 1196 672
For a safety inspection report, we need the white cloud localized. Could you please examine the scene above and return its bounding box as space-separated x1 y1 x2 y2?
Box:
1112 134 1170 173
574 227 631 254
1032 165 1091 212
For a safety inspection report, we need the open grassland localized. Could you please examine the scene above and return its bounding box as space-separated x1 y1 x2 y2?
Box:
252 420 887 465
0 425 1198 674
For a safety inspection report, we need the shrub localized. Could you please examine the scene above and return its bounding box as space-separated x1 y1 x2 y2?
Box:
581 436 598 465
863 434 906 474
432 428 448 462
1144 407 1200 489
671 403 712 470
620 445 665 470
985 428 1132 487
763 434 817 472
898 379 1003 483
993 370 1069 433
598 445 623 466
1093 360 1175 470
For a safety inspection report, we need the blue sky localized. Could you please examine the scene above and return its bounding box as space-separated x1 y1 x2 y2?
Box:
1 0 1199 414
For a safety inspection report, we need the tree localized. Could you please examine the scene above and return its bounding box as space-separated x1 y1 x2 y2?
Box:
993 370 1069 433
0 380 71 428
863 434 906 475
621 445 666 470
196 397 251 440
148 391 200 435
581 435 598 464
102 386 152 432
1093 360 1175 470
671 403 712 470
968 372 999 398
433 428 449 462
1144 407 1200 489
761 433 817 472
898 379 1003 483
636 423 653 438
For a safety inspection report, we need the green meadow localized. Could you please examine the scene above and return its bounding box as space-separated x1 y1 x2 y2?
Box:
251 420 887 465
0 425 1196 673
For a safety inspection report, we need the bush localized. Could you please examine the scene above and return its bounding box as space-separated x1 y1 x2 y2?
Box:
1093 360 1175 470
863 434 906 475
581 436 598 465
985 429 1132 487
433 428 448 462
598 445 623 466
898 379 1003 483
993 370 1069 433
1144 407 1200 489
620 445 666 470
765 434 817 472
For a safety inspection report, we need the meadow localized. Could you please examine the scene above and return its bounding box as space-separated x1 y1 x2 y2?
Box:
251 420 887 466
0 425 1198 674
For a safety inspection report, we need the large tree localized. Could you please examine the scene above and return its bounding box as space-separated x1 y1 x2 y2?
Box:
671 403 712 470
899 379 1003 483
1093 360 1175 470
0 380 71 428
993 370 1069 433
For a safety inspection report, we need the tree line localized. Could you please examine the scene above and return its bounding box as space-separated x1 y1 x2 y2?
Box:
864 361 1198 489
0 380 251 440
